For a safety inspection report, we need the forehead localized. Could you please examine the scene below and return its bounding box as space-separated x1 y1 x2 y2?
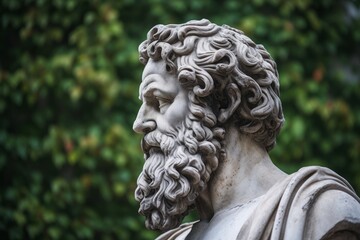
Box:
142 59 167 80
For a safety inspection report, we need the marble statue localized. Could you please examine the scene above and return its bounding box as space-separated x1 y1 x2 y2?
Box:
133 19 360 239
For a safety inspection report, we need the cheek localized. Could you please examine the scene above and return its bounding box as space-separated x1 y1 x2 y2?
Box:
168 104 188 123
164 95 189 127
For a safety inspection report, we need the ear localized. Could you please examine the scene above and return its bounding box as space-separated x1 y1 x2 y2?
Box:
218 83 241 123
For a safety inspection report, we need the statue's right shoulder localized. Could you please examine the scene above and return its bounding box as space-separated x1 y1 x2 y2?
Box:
155 221 197 240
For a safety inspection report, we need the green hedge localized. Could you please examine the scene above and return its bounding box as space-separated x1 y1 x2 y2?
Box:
1 0 359 239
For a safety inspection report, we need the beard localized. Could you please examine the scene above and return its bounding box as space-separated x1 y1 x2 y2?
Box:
135 120 222 231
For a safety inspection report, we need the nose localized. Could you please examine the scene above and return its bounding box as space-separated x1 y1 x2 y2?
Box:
133 105 156 134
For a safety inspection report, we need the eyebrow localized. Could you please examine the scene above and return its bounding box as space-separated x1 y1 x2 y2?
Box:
139 76 156 100
139 74 177 101
141 86 175 102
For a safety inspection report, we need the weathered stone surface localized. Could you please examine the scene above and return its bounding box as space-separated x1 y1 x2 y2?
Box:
133 19 360 240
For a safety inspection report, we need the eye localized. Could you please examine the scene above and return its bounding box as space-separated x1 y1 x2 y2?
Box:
156 96 172 113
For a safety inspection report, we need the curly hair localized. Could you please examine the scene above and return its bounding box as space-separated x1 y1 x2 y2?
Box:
139 19 284 151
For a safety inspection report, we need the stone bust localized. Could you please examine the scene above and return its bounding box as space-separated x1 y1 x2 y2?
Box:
133 19 360 239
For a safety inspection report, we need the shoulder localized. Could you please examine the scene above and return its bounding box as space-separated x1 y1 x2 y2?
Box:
279 166 360 240
155 221 196 240
305 182 360 239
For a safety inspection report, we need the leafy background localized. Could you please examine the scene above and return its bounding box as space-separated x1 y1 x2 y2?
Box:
1 0 359 239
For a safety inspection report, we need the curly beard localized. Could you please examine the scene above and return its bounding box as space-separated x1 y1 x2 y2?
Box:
135 121 222 231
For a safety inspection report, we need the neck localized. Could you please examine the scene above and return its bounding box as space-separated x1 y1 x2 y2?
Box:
196 125 287 220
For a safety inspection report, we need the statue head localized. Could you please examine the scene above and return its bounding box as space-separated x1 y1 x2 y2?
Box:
133 19 284 231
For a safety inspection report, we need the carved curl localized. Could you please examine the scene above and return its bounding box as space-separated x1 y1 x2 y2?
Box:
139 19 284 151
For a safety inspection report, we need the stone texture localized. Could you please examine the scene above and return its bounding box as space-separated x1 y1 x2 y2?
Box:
133 19 360 239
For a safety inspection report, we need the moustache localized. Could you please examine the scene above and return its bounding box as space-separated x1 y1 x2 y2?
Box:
141 131 176 156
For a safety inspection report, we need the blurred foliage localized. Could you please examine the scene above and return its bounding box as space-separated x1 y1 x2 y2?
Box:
1 0 359 239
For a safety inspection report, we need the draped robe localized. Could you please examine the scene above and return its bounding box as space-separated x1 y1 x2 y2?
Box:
156 167 360 240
